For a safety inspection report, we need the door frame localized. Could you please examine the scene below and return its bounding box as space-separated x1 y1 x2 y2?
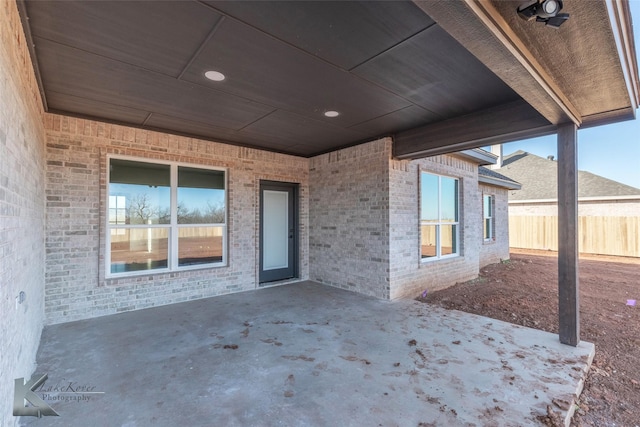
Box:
259 180 299 284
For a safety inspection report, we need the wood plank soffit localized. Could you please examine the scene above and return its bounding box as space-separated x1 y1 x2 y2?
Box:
412 0 582 126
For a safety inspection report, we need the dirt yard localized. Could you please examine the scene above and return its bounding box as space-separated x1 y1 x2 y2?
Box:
419 249 640 427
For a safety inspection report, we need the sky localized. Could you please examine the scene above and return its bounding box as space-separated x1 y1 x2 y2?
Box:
502 1 640 189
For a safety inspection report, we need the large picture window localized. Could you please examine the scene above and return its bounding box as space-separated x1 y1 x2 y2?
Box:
107 157 226 276
420 172 459 260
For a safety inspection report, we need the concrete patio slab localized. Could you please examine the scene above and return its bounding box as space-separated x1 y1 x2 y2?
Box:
20 282 593 426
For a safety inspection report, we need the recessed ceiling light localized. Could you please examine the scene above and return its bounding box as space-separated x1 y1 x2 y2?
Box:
204 70 225 82
324 110 340 118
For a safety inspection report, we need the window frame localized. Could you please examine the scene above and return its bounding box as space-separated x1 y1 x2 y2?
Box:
419 171 460 262
106 155 228 278
483 194 495 242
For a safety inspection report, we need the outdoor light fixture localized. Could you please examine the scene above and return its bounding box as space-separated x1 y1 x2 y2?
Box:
517 0 569 28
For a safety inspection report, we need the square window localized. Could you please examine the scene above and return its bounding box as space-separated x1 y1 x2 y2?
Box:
107 157 226 277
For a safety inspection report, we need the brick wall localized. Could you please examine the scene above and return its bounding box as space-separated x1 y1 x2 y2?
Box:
42 110 518 325
479 184 510 267
44 114 309 324
308 138 391 299
578 200 640 217
309 142 497 301
509 202 558 216
388 154 481 299
509 199 640 217
46 127 509 322
0 1 46 425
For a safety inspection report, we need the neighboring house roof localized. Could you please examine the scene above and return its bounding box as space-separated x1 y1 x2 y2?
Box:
455 149 497 166
452 148 522 190
478 166 521 190
496 151 640 201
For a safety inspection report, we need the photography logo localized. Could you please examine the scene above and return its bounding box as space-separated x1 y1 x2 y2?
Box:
13 374 58 417
14 373 104 418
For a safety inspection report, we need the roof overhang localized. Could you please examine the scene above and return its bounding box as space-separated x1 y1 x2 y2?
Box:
16 0 640 158
397 0 640 158
454 149 498 166
480 175 522 190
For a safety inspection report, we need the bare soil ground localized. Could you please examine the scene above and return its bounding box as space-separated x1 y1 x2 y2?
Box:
418 249 640 427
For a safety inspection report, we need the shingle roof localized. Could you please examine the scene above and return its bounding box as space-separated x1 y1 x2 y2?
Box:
478 166 521 190
496 150 640 200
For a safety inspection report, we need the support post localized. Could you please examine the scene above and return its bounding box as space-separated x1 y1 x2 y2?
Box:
557 123 580 346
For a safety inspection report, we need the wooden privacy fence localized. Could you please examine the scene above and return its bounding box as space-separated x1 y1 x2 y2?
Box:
509 215 640 257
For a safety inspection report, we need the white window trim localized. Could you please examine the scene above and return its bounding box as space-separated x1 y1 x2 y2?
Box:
106 154 228 278
420 171 460 263
483 194 494 242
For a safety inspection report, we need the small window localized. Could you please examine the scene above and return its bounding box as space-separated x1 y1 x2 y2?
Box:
107 157 226 276
483 194 494 241
420 172 459 260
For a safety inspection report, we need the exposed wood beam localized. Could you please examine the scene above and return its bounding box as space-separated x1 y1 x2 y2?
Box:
412 0 582 126
557 122 580 346
393 100 555 159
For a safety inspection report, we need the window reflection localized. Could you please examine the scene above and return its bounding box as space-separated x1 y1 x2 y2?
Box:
110 228 169 273
108 158 227 276
178 226 224 266
109 159 170 225
420 172 459 260
178 167 225 225
440 177 458 223
420 173 439 222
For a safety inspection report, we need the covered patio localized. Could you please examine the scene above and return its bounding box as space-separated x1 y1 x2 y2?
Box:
23 282 593 426
3 1 639 425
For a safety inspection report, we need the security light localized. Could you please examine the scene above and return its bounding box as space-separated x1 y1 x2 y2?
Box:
541 0 560 16
517 0 569 28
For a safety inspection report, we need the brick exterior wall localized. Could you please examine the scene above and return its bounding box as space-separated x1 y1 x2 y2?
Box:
479 184 511 267
509 199 640 217
0 1 46 425
509 202 558 216
389 154 481 299
578 200 640 217
309 141 512 301
44 114 309 325
309 138 391 298
46 130 513 322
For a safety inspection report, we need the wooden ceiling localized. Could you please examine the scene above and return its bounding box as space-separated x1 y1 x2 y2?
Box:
18 1 639 158
21 0 521 156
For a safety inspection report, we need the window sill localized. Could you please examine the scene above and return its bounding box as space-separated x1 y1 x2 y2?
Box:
420 254 461 264
105 262 228 281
